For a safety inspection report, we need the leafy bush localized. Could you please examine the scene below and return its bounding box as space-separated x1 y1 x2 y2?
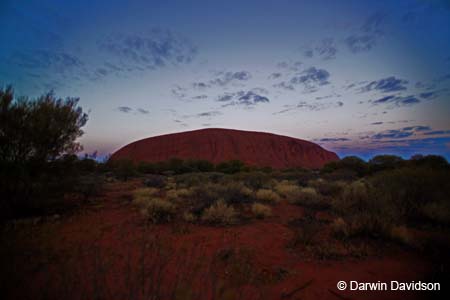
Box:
251 203 272 219
255 189 281 203
201 199 237 225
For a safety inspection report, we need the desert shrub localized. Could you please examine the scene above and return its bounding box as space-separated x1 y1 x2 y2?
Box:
137 162 158 174
308 179 344 197
389 225 413 246
420 202 450 225
111 159 137 181
255 189 281 203
274 180 302 201
140 198 176 223
75 174 104 201
369 166 450 222
288 222 320 247
215 160 247 174
143 174 166 188
368 155 404 173
165 188 193 202
322 156 369 177
182 211 197 222
332 180 396 237
132 188 160 206
201 199 237 225
331 217 350 239
232 171 272 189
174 172 225 187
289 187 325 208
251 203 272 219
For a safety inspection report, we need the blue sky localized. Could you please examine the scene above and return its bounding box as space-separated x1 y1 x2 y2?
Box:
1 0 450 159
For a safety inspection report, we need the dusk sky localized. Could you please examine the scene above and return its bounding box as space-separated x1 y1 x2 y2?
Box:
1 0 450 160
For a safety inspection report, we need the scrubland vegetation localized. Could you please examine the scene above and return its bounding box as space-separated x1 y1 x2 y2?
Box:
1 86 449 299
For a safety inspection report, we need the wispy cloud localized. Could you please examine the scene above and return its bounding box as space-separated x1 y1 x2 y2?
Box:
98 28 197 71
361 76 408 93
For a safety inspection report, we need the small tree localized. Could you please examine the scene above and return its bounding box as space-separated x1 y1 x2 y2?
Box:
0 86 88 218
0 86 88 163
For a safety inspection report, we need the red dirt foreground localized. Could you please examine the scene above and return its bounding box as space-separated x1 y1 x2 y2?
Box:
1 180 444 300
110 128 339 169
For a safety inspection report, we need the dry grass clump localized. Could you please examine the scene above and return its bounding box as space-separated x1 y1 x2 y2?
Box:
165 188 192 202
274 180 302 201
331 217 350 239
132 187 160 206
139 198 176 223
251 203 272 219
182 211 197 223
201 199 237 225
331 180 396 238
288 187 325 208
420 201 450 224
389 225 413 246
132 188 176 223
255 189 281 203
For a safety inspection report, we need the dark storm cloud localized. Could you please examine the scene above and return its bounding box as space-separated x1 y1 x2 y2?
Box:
371 122 383 125
98 28 198 71
361 76 408 93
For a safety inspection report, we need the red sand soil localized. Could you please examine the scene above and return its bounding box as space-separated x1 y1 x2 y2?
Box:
0 180 442 300
110 128 339 169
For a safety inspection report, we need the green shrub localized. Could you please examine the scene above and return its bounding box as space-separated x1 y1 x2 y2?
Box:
201 199 237 225
251 203 272 219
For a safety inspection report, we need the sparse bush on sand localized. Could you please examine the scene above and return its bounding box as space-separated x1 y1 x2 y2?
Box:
255 189 281 203
201 199 237 225
132 188 175 223
139 198 176 223
289 187 325 208
274 180 302 201
251 203 272 219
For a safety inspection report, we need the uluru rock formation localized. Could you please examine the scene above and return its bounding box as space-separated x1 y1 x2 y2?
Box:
110 128 339 169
